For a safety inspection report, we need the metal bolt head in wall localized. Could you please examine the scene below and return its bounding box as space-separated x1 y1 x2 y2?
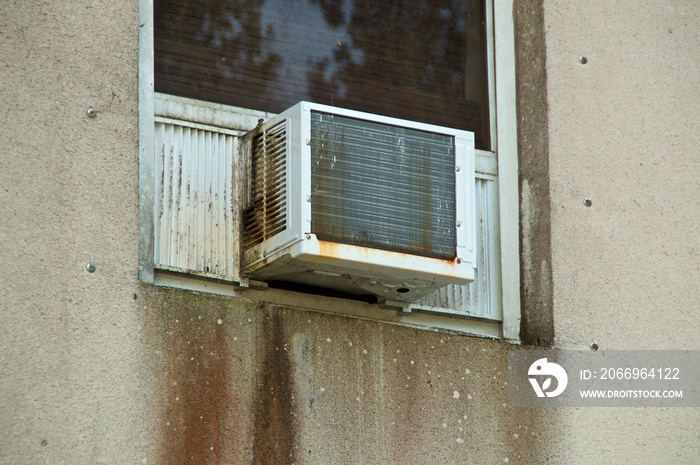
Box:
579 56 588 64
584 198 592 207
86 262 96 273
86 107 97 118
590 342 599 351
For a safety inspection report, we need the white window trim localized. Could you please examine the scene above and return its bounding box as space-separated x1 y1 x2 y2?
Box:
138 0 521 341
138 0 155 284
492 0 520 341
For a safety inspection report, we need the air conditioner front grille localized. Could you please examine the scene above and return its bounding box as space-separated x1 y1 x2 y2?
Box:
242 120 287 249
310 111 456 260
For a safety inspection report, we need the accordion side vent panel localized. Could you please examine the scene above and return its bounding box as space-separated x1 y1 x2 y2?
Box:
153 121 235 278
414 177 501 318
243 120 288 250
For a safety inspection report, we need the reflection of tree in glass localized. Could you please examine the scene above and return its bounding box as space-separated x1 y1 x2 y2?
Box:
155 0 282 109
305 0 487 147
309 0 346 28
307 0 466 102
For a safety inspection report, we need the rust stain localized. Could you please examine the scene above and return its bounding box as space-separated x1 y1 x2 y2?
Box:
161 303 239 464
316 239 462 269
252 305 298 465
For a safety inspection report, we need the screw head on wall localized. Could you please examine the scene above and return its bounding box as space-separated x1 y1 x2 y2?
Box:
579 56 588 64
86 107 97 118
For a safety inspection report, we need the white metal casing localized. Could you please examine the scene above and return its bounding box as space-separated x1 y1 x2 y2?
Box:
240 101 476 303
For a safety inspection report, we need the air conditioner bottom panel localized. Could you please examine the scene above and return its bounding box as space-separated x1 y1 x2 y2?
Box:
242 235 475 303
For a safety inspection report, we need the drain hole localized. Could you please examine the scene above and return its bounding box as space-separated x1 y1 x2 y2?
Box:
396 288 410 294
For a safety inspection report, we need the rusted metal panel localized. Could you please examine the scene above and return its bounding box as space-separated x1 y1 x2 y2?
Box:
309 110 456 260
242 119 288 249
414 177 502 318
154 121 236 279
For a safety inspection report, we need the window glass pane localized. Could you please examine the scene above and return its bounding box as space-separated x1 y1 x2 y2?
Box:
155 0 490 149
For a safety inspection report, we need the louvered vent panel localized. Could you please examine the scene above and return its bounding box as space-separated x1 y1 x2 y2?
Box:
154 121 235 278
414 177 501 318
310 111 456 260
243 120 288 249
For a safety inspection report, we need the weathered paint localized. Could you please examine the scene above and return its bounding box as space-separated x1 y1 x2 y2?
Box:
298 237 475 292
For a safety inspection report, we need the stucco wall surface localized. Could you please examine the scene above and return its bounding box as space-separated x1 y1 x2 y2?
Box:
543 0 700 462
545 0 700 350
0 0 152 463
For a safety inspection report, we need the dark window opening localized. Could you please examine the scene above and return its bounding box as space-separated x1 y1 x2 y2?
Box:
154 0 491 149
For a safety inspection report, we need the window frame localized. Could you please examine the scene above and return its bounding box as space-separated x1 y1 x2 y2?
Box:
138 0 520 341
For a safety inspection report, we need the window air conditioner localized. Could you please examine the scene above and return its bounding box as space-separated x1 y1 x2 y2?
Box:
238 102 475 303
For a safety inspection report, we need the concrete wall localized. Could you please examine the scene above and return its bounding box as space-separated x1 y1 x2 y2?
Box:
545 0 700 351
0 1 697 464
539 1 700 460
